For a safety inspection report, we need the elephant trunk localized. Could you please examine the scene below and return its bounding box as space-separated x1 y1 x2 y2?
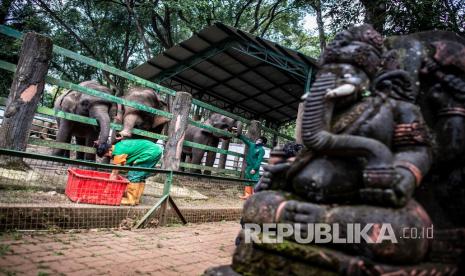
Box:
120 113 138 138
90 105 111 145
302 73 393 167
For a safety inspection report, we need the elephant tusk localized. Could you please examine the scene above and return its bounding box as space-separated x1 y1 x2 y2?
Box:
325 84 356 99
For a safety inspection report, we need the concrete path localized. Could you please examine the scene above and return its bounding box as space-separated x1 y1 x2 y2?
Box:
0 221 240 276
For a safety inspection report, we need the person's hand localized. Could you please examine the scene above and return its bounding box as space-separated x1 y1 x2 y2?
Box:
250 169 256 175
109 174 118 180
115 133 124 141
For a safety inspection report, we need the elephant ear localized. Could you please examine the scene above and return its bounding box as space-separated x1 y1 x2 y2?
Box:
152 98 170 128
115 103 124 124
152 115 170 128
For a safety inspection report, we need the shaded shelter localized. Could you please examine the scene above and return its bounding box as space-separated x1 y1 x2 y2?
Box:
131 23 318 128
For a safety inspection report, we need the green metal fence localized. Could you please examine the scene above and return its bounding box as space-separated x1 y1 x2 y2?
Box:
0 148 253 230
0 24 293 177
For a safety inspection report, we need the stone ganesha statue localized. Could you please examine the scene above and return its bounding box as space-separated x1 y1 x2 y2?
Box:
206 25 465 275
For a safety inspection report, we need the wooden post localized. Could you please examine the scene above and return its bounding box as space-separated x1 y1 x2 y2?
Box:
272 133 278 147
162 91 192 171
159 91 191 226
0 32 52 165
193 105 201 121
295 102 304 144
240 120 261 178
232 122 243 172
218 139 230 169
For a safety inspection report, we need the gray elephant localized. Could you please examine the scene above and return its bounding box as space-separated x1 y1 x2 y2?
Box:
53 80 113 160
30 118 57 140
181 113 237 174
116 86 170 141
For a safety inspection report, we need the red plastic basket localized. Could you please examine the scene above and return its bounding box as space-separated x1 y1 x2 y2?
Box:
65 168 129 205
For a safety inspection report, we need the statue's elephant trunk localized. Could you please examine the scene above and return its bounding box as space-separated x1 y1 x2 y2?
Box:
89 105 111 145
302 72 393 168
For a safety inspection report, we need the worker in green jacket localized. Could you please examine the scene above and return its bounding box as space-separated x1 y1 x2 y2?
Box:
238 134 267 200
101 139 163 206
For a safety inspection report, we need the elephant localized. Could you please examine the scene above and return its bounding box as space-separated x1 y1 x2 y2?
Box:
116 86 170 141
53 80 113 160
30 119 57 140
181 113 237 174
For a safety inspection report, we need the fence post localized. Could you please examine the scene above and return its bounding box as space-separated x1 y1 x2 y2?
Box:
240 120 261 178
272 133 278 147
0 32 52 165
162 91 192 171
160 91 191 225
295 102 304 144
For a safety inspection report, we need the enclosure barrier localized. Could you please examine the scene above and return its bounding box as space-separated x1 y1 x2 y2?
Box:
0 25 292 177
0 148 253 230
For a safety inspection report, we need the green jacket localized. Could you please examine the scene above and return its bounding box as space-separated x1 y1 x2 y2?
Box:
239 134 265 171
113 139 163 165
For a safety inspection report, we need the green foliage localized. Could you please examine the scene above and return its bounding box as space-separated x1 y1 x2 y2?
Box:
324 0 464 36
0 0 463 126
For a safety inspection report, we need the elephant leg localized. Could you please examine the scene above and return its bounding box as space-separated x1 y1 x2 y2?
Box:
204 151 217 175
53 119 72 158
190 148 205 174
180 152 187 171
75 136 86 160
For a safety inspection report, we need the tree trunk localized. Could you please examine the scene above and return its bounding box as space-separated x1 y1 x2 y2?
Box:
295 102 304 144
0 32 52 166
312 0 326 52
360 0 387 34
0 0 14 24
218 139 230 169
124 0 152 60
162 92 192 171
240 120 261 178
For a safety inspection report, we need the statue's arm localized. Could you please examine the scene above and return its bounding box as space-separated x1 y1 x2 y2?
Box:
392 101 432 203
360 101 432 207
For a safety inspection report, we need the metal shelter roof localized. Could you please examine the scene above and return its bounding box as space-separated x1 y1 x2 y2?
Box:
131 23 318 126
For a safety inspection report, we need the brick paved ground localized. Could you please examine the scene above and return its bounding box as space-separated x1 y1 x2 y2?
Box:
0 221 240 276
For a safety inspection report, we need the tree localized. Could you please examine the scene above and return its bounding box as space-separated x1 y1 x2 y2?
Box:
324 0 464 36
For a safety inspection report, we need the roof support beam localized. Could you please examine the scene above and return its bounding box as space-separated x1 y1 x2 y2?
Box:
215 24 309 79
232 81 295 106
170 75 255 119
197 31 306 91
152 39 240 83
161 52 291 119
177 43 262 91
192 34 296 120
257 98 301 116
